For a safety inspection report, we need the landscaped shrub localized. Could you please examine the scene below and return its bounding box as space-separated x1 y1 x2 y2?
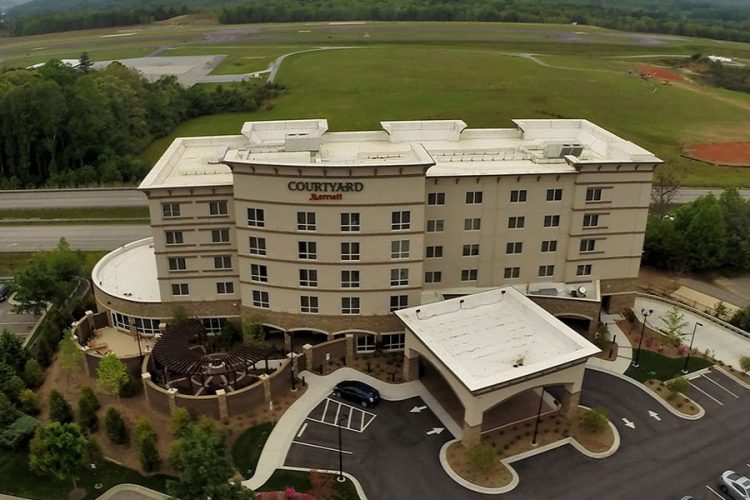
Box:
171 407 193 439
0 392 19 427
665 376 690 394
120 374 139 398
0 415 38 450
466 444 497 472
104 407 128 445
740 356 750 373
22 359 45 388
581 407 609 433
18 389 40 415
77 386 100 432
135 417 161 472
48 390 73 424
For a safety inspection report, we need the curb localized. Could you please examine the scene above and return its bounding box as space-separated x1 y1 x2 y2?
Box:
586 365 705 420
438 404 620 495
95 483 167 499
713 365 750 390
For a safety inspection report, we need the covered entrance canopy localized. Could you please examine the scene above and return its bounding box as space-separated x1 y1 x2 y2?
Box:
395 286 600 447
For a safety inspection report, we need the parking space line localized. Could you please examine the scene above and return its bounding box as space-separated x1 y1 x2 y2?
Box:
307 398 376 433
334 402 341 424
360 411 365 430
706 485 727 499
689 381 724 405
702 374 740 399
292 440 353 455
297 422 308 438
347 411 353 429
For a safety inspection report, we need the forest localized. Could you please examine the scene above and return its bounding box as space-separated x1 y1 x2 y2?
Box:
3 0 750 43
0 58 283 188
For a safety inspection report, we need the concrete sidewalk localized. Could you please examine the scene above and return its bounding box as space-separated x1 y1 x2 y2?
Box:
586 313 633 374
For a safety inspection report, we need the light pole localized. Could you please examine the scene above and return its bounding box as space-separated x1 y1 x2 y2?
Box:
337 414 347 482
632 308 653 368
531 387 546 445
290 362 296 392
682 321 703 374
135 332 143 358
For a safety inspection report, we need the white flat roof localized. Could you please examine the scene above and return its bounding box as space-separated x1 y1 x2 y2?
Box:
92 238 161 303
141 118 661 189
396 286 600 394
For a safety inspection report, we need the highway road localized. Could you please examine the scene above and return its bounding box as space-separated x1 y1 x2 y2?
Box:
0 224 151 251
0 188 147 209
669 188 750 204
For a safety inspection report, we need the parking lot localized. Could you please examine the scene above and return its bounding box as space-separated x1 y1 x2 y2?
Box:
0 297 40 342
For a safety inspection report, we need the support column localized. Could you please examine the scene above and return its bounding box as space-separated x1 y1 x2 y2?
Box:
128 315 137 337
167 388 178 415
85 310 95 334
461 422 482 448
260 374 271 403
560 391 581 417
303 344 313 372
141 372 152 405
284 332 293 353
402 349 419 381
216 389 229 423
345 334 355 367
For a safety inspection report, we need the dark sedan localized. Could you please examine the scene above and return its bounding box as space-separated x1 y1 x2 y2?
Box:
332 380 380 407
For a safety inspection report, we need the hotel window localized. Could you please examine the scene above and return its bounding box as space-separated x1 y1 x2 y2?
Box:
538 265 555 277
391 240 410 259
382 332 406 351
341 212 361 232
201 317 227 334
247 208 265 227
506 242 523 254
298 241 317 260
510 189 527 203
426 245 443 258
427 192 445 205
134 318 161 335
297 212 316 231
342 297 360 315
211 229 230 243
300 296 319 314
299 269 318 287
461 269 478 281
250 264 268 283
356 334 376 353
249 236 266 255
541 240 558 253
112 312 129 331
586 187 603 202
466 191 483 204
583 214 600 227
213 256 231 270
508 216 525 229
171 283 189 296
577 264 593 276
252 290 269 308
390 268 409 286
543 215 560 227
504 267 520 279
162 203 180 217
165 231 183 245
426 219 444 232
341 242 360 261
341 270 360 288
216 282 234 295
464 218 481 231
462 244 479 256
209 200 228 216
389 295 408 312
391 211 411 230
546 189 563 202
580 239 597 252
168 257 186 271
424 271 442 283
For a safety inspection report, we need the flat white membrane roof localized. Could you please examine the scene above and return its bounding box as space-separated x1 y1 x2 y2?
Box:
396 287 600 393
92 238 161 303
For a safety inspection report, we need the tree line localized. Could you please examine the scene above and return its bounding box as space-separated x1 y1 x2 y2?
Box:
0 57 283 188
643 189 750 274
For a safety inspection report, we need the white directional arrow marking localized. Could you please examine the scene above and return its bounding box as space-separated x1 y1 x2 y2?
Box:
426 427 445 436
648 410 661 421
622 418 636 429
410 405 428 413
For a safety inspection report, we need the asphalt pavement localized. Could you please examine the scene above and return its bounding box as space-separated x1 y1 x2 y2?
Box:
0 188 146 209
0 299 39 340
0 224 151 251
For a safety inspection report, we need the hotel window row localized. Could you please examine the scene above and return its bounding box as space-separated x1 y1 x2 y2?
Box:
249 291 410 313
161 200 229 218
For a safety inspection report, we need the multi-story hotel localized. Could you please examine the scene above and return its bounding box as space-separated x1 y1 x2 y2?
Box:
92 118 660 352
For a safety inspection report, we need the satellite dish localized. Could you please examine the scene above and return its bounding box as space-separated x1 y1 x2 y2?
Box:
578 286 587 297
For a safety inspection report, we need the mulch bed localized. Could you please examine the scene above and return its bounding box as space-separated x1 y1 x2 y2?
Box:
685 142 750 167
637 64 685 82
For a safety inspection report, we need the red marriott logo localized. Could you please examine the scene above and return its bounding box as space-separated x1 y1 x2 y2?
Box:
309 193 343 201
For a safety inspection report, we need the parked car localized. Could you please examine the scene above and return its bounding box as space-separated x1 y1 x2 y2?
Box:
720 470 750 500
332 380 380 407
0 284 10 302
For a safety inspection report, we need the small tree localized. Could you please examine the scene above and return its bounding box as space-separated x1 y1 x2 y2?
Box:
104 407 128 445
666 376 690 395
0 392 19 427
23 359 45 388
714 301 729 321
77 386 100 433
171 307 189 324
242 316 263 346
19 389 40 415
48 390 74 424
58 330 84 380
29 422 88 488
78 52 94 73
740 356 750 373
466 444 497 472
581 407 609 433
171 407 193 439
660 306 688 345
135 417 161 472
96 353 129 401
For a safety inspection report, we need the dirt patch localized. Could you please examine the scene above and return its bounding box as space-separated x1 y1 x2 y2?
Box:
644 379 699 416
685 142 750 167
637 64 685 82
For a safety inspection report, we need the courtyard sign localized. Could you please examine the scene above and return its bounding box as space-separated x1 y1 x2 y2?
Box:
288 181 364 201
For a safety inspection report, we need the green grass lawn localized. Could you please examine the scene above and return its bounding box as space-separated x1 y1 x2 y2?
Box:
0 451 172 500
0 250 107 276
625 350 714 382
231 421 275 476
162 45 304 75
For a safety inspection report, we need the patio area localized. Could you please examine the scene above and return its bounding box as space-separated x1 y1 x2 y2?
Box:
87 326 156 358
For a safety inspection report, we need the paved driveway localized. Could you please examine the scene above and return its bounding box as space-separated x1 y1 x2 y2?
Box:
0 299 39 340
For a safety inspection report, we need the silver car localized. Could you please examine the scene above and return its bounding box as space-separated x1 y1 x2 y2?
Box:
720 470 750 500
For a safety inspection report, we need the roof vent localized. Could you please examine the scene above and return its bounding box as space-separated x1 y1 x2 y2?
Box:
543 142 584 158
570 286 587 298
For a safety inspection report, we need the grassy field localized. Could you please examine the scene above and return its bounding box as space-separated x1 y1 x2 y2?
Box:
0 207 149 222
0 250 107 276
625 350 713 382
163 45 304 74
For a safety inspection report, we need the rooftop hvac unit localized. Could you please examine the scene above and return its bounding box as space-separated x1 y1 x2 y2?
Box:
284 132 321 152
543 142 584 158
570 286 588 298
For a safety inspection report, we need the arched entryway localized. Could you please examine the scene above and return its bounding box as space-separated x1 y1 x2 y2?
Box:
288 328 329 352
418 355 465 428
